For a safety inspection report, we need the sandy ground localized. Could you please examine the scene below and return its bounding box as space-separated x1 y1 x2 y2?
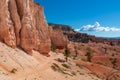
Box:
0 42 102 80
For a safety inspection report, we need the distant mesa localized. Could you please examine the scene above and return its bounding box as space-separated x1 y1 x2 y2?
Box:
49 23 120 46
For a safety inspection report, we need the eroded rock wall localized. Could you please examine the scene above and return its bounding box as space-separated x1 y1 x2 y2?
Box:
0 0 51 55
50 26 68 49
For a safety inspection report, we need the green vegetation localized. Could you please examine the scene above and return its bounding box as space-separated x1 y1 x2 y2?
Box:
74 46 78 58
79 73 84 75
96 62 104 65
51 43 56 52
10 68 17 73
111 53 115 56
62 63 71 69
103 47 107 54
71 71 76 76
83 47 94 62
85 52 92 62
51 63 60 71
109 58 117 68
86 47 95 53
104 47 107 54
51 63 72 76
76 64 83 69
64 46 70 62
81 58 87 62
86 47 91 51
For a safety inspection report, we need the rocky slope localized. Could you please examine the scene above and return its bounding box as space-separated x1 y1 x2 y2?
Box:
0 41 103 80
68 42 120 79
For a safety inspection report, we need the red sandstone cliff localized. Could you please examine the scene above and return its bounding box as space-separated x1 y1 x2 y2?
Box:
0 0 51 55
50 26 68 49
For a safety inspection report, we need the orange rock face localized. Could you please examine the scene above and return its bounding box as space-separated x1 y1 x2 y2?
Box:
0 0 51 55
9 0 21 46
34 4 51 55
0 0 16 48
50 27 68 49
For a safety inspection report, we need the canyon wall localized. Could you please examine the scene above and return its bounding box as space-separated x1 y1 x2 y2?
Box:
0 0 51 55
50 25 68 49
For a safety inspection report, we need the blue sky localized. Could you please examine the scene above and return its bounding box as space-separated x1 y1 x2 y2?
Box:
34 0 120 37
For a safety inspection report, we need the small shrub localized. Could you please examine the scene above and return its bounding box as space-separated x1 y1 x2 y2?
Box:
74 46 78 58
109 58 117 68
71 71 76 76
51 65 57 71
51 43 56 52
81 58 87 62
64 46 70 62
73 57 76 60
86 47 95 53
85 52 92 62
111 53 115 56
96 62 107 66
51 63 72 76
79 73 84 75
103 47 107 54
51 63 65 73
10 68 17 73
76 64 83 69
51 63 60 71
109 58 113 61
86 47 91 51
62 64 70 69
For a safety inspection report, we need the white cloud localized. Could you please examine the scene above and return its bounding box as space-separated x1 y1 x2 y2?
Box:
76 22 120 32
